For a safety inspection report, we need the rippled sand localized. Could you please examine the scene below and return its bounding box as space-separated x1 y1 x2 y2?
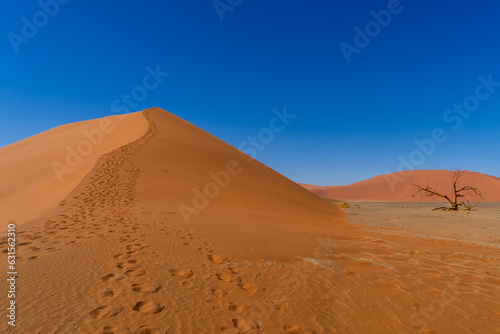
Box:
0 109 498 333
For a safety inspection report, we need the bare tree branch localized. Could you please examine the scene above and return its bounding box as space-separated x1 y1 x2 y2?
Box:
412 169 483 211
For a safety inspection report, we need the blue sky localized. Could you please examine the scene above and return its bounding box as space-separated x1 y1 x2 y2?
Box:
1 0 499 185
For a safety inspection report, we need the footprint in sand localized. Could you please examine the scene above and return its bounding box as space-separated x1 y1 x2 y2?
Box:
228 267 242 275
90 306 111 319
133 325 160 334
228 302 243 313
125 268 146 277
232 318 254 331
117 259 138 269
283 324 301 333
101 325 120 334
170 269 194 279
107 307 123 317
126 243 145 252
131 283 162 293
101 274 115 282
208 254 225 264
216 273 241 283
181 280 199 290
264 300 285 312
132 301 164 314
211 288 228 297
237 283 258 293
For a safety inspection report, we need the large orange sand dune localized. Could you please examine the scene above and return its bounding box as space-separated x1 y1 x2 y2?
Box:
0 108 498 333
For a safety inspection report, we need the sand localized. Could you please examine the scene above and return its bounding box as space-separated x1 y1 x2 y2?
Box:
341 202 500 249
0 112 148 227
301 170 500 202
0 108 499 333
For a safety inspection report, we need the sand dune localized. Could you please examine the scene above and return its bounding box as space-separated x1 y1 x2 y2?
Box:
131 108 346 260
0 109 498 333
0 112 148 229
302 170 500 202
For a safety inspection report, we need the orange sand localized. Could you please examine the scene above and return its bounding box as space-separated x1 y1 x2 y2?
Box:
0 112 148 227
0 108 498 333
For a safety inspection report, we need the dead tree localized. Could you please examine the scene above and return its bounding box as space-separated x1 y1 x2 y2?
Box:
412 170 484 211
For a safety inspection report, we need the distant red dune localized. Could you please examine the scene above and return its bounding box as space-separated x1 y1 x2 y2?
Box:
301 170 500 202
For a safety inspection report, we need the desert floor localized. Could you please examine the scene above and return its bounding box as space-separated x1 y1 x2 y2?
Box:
2 203 499 334
342 202 500 249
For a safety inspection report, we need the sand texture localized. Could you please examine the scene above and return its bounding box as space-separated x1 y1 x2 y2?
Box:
0 108 498 333
341 202 500 248
0 112 148 226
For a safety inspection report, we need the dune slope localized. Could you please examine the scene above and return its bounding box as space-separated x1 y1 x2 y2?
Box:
131 108 346 259
0 109 498 334
0 112 148 229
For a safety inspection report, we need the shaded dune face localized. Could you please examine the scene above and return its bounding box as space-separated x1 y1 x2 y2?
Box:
0 108 498 334
302 170 500 202
131 108 346 259
133 108 341 217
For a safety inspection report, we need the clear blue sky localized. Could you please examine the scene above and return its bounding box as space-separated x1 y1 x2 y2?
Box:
1 0 499 185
